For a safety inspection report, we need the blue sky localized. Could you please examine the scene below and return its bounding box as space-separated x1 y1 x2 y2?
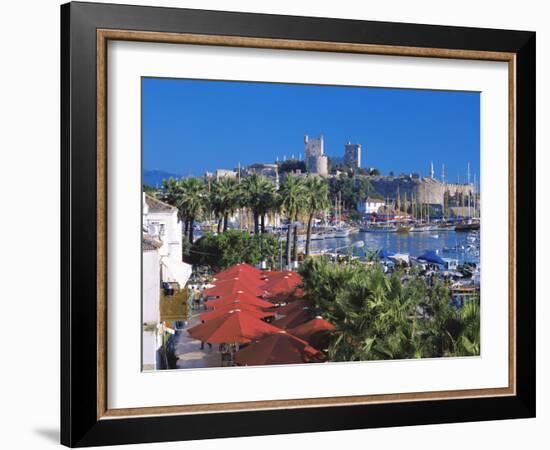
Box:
142 77 480 181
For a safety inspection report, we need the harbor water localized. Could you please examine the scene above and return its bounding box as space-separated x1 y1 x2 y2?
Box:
309 229 480 265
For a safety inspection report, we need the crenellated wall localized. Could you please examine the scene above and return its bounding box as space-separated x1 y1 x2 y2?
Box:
368 176 474 206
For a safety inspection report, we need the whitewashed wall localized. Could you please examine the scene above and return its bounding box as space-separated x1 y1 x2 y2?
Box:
142 249 160 324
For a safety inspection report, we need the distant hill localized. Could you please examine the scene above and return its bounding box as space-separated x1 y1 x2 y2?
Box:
143 170 182 188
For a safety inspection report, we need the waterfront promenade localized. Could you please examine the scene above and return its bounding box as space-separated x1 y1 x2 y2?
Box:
175 310 221 369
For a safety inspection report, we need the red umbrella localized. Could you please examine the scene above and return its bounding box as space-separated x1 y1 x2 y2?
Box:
214 263 262 280
188 310 281 344
263 271 301 283
205 293 275 310
234 331 324 366
272 307 311 329
287 317 335 341
213 270 266 287
263 275 301 297
273 299 310 315
203 278 265 297
200 304 275 322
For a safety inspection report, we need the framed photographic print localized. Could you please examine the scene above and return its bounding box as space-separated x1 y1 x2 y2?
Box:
60 1 536 447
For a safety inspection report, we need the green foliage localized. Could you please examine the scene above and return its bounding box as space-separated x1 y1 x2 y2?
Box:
242 173 277 234
303 175 331 255
158 176 206 242
298 258 480 361
304 176 330 215
142 183 157 194
328 174 376 210
160 177 181 207
181 237 191 259
189 230 279 270
210 176 242 230
278 159 306 174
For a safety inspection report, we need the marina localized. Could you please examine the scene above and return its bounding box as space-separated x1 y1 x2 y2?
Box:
140 77 483 372
308 228 480 265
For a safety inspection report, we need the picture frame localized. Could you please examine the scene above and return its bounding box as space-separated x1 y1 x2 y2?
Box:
60 1 536 447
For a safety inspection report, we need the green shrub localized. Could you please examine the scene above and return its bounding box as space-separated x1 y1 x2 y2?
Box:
189 230 279 270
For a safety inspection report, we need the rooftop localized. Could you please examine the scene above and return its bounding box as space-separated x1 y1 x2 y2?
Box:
145 194 177 213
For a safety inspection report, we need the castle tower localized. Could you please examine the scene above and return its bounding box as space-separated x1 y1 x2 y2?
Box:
344 142 362 168
304 134 328 176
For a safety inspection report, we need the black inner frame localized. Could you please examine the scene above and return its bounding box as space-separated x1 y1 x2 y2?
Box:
61 2 536 447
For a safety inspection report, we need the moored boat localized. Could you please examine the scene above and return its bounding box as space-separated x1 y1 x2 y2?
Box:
334 228 350 238
362 224 397 233
455 221 480 231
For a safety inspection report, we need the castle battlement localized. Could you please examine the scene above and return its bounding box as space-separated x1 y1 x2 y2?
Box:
368 176 474 206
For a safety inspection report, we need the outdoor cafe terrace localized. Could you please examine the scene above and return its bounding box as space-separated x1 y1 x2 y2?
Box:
174 263 335 368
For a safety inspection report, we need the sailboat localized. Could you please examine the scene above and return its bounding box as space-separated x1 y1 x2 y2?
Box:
333 192 351 238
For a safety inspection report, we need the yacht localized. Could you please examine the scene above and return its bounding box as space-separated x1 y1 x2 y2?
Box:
334 228 350 238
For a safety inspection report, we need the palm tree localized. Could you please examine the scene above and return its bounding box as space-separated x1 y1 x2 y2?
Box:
160 177 182 209
210 179 229 233
212 177 241 232
453 296 480 356
178 177 206 243
298 258 470 362
242 173 275 234
303 176 330 256
258 181 277 234
279 174 305 268
260 190 279 234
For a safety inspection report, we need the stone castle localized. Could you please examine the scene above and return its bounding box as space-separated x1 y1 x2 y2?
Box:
304 135 362 176
304 135 329 176
209 134 475 211
369 175 474 208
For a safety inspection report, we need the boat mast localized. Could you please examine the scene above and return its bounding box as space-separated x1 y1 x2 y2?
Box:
473 173 477 218
467 162 471 218
238 162 243 231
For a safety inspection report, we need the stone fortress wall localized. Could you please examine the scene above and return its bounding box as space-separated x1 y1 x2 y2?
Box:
369 176 474 207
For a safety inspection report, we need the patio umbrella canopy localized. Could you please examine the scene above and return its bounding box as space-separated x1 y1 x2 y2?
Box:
203 278 265 298
272 299 310 315
214 263 263 280
200 304 275 322
287 316 335 341
212 271 266 288
263 270 301 284
205 293 275 310
272 307 311 329
188 310 281 344
263 275 302 297
234 331 324 366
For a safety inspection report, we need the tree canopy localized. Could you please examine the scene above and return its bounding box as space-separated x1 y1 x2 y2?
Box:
299 258 480 361
188 230 279 270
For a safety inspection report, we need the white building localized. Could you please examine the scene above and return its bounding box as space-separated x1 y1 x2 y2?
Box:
143 194 192 288
357 197 386 214
142 194 193 370
215 168 237 181
142 234 162 370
